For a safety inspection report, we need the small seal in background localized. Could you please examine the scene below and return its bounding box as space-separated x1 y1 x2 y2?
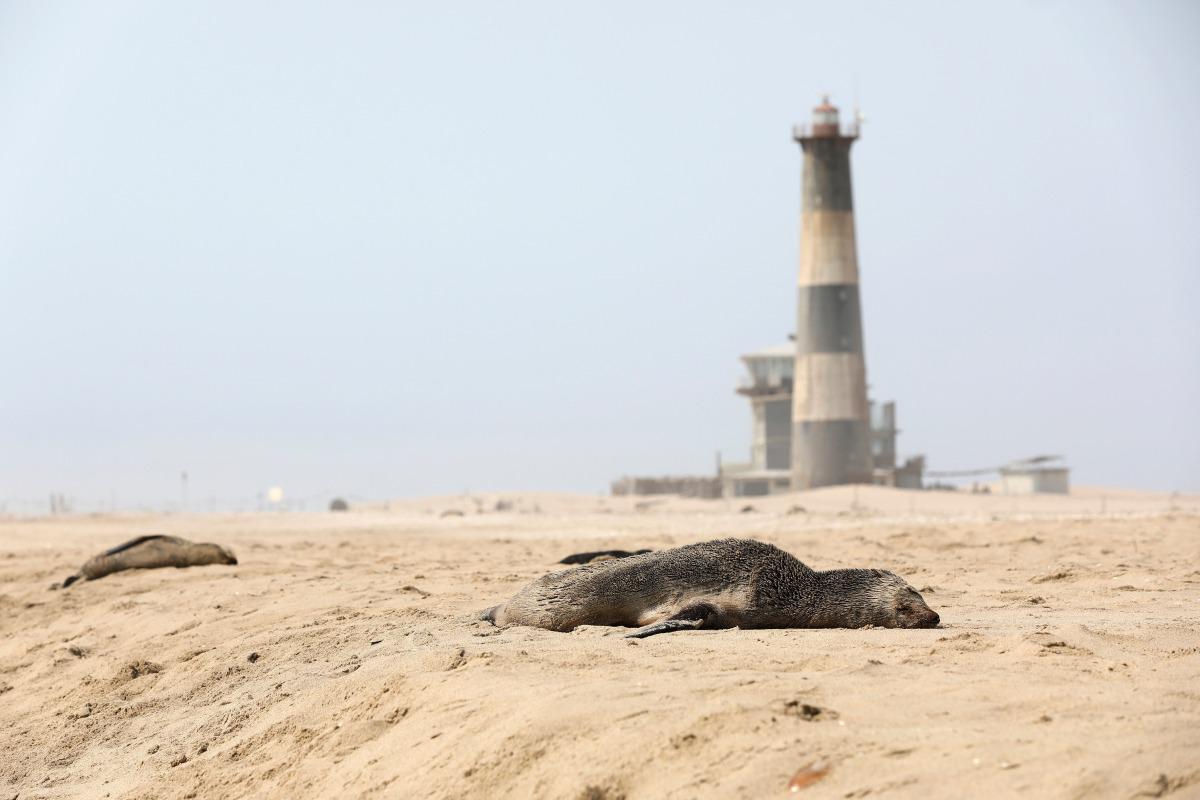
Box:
55 535 237 589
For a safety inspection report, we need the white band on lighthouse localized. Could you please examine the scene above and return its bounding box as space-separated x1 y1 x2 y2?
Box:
792 352 869 422
799 211 859 286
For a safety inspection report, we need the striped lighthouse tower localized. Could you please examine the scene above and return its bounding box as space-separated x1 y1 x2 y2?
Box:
791 95 873 490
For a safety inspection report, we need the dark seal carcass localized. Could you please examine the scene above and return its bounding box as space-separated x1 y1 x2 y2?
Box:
482 538 939 638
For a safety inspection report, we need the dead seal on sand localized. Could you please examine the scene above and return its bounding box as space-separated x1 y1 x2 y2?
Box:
557 548 652 565
56 535 237 589
482 538 939 638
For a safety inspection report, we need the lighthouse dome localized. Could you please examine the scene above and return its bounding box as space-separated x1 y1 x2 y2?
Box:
812 95 840 135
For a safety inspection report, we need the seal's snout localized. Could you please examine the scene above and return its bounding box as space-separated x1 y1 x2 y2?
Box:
920 610 940 628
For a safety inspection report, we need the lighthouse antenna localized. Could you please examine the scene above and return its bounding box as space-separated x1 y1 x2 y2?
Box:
852 74 866 133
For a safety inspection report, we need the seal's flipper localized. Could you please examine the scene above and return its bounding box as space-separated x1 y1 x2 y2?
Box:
558 549 652 565
60 574 81 589
625 618 705 638
624 602 720 639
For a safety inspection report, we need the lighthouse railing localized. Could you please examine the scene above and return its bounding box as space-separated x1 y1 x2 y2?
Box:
792 122 861 139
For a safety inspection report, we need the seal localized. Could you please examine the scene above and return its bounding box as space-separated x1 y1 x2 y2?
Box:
58 535 238 588
481 538 939 637
557 548 652 565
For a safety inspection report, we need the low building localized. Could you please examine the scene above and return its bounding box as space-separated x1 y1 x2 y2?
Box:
610 475 723 499
894 456 926 490
995 456 1070 495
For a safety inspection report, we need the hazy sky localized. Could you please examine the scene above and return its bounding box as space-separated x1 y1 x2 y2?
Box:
2 1 1197 509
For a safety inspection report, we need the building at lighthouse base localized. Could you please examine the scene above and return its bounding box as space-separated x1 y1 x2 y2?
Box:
719 342 925 498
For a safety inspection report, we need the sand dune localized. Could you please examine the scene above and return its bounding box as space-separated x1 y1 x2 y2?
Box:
1 487 1198 799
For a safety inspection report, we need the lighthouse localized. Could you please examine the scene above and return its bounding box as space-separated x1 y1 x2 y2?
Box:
791 96 873 489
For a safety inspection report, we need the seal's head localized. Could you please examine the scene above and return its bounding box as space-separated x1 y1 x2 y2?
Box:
870 571 939 628
819 568 940 629
193 543 238 566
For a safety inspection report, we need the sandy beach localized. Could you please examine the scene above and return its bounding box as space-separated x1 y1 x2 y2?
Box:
2 486 1198 799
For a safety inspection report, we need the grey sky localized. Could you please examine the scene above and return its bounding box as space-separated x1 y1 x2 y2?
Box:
2 1 1197 509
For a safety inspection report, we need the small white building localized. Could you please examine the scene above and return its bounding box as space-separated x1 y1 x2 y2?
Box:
996 457 1070 495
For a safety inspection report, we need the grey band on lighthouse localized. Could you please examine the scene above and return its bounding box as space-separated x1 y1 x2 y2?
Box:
792 96 872 489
